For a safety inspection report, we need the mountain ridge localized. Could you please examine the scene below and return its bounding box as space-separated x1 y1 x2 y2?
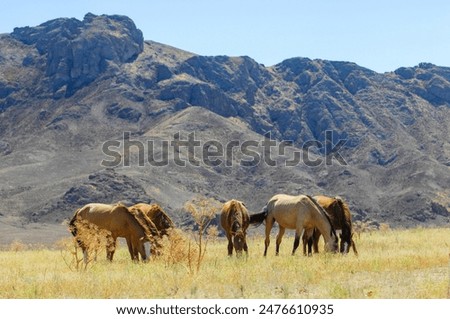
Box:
0 13 448 243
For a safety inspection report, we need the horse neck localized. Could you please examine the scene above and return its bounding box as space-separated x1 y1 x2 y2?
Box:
124 208 150 238
314 213 336 243
307 196 337 243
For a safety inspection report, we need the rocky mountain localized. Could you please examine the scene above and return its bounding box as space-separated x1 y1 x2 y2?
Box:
0 13 448 243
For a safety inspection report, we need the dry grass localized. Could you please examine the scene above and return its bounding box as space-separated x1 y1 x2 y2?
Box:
0 227 448 299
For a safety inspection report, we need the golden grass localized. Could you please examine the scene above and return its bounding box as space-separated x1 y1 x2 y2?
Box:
0 227 448 299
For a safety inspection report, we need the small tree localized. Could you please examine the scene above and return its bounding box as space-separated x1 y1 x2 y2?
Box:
184 195 221 273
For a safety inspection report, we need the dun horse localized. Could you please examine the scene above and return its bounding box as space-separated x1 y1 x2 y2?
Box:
220 199 250 256
249 194 338 256
303 195 358 255
69 203 155 262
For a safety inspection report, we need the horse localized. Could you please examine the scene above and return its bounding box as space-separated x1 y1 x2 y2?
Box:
220 199 250 256
302 195 358 255
249 194 338 256
69 203 155 262
129 203 174 255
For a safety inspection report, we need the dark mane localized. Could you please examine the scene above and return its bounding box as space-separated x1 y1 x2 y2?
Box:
306 195 337 239
334 196 358 255
126 206 159 242
147 203 174 230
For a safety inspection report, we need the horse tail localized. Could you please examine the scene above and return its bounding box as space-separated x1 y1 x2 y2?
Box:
249 205 269 227
306 195 337 239
68 208 86 249
68 209 80 237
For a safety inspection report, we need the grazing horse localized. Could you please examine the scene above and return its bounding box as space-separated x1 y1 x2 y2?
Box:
129 203 174 255
303 195 358 255
220 199 250 256
69 203 155 262
249 194 338 256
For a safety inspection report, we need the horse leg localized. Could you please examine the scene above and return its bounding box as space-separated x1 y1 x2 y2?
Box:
126 237 134 260
275 226 285 256
292 227 303 256
132 245 140 261
307 236 314 256
301 228 314 256
136 238 148 262
106 236 117 262
302 229 309 256
243 239 248 255
264 218 274 257
226 233 233 256
313 229 320 254
127 236 140 262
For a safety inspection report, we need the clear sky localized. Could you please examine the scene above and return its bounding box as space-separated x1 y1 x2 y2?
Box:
1 0 449 73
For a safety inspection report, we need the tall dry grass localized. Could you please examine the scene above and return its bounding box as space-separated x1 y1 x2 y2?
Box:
0 227 448 298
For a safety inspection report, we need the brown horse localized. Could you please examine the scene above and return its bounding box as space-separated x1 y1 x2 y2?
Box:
302 195 358 255
249 194 338 256
69 203 155 262
129 203 174 255
220 199 250 256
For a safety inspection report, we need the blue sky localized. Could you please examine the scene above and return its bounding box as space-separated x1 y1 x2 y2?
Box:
1 0 449 73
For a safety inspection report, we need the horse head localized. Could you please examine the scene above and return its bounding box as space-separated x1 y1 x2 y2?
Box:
233 230 246 256
325 233 339 253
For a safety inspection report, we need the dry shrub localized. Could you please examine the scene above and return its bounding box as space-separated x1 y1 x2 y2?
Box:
9 240 26 252
160 228 197 269
353 221 378 238
206 225 219 242
63 220 113 271
379 223 391 232
184 196 221 273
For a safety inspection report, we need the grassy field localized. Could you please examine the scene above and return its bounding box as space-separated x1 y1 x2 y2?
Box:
0 227 449 299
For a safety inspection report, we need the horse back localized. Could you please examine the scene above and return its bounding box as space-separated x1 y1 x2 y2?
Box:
268 194 313 229
314 195 348 230
75 203 138 237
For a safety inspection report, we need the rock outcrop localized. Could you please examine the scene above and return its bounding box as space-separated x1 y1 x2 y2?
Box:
11 13 143 96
